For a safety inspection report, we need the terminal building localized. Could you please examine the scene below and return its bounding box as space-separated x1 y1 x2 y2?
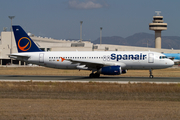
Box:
0 11 180 65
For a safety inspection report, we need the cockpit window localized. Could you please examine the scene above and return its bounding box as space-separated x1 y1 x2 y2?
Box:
159 56 168 59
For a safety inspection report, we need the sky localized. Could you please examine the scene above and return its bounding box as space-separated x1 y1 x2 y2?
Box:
0 0 180 41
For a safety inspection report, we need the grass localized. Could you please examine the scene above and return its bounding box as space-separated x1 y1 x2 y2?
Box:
0 81 180 101
1 99 180 120
0 81 180 119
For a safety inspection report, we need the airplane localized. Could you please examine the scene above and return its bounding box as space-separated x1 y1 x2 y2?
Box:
9 25 174 78
163 53 180 62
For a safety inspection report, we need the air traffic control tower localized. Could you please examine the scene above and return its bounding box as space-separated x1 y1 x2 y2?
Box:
149 11 167 49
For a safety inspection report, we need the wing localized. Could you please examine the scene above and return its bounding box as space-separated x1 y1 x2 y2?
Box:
66 59 126 70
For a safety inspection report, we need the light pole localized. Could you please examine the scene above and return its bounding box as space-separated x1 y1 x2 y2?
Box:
100 27 102 44
80 21 83 42
9 16 15 64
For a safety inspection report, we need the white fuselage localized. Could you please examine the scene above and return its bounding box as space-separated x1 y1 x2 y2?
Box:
11 51 174 70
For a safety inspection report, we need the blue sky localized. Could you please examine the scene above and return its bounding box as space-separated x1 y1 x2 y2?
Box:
0 0 180 41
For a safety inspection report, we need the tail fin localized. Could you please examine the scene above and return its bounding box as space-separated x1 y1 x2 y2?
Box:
12 25 42 52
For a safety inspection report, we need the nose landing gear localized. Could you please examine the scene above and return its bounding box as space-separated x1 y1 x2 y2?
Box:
149 69 154 78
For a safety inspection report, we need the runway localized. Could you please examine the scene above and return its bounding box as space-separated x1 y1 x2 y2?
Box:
0 75 180 84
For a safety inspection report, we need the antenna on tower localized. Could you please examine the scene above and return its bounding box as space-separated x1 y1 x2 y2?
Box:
155 11 161 16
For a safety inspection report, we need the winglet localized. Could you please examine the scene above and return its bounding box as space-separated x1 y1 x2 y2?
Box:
12 25 42 52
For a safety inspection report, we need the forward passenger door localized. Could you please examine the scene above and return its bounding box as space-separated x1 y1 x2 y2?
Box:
148 53 154 63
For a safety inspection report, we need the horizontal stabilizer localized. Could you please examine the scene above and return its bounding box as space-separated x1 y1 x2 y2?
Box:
8 54 30 61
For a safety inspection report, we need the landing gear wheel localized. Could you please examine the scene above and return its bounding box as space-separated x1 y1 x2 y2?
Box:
89 73 100 78
94 73 100 78
149 75 154 78
89 73 94 78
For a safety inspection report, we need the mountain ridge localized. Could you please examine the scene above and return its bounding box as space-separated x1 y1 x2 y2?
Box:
92 32 180 49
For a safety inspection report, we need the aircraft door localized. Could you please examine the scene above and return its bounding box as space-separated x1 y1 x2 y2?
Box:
39 53 44 63
148 53 154 63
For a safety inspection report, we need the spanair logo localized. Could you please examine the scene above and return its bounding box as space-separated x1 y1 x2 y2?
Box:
18 37 32 51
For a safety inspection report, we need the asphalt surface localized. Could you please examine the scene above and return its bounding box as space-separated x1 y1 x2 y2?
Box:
0 75 180 83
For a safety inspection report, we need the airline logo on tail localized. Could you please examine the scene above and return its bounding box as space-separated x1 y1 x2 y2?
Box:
12 25 42 52
18 37 32 51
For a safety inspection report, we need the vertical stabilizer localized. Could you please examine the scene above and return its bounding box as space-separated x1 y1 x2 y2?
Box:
12 25 42 52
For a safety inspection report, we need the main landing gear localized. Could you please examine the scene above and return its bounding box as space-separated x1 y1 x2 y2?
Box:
89 72 100 78
149 69 153 78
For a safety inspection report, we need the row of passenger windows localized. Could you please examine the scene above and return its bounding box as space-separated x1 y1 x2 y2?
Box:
49 56 168 60
49 57 105 59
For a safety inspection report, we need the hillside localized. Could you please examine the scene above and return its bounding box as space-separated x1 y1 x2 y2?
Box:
92 33 180 49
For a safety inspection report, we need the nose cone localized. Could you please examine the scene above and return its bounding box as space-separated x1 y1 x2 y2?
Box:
167 59 174 67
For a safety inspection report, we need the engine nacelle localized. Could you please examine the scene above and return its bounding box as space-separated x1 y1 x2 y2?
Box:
99 66 121 75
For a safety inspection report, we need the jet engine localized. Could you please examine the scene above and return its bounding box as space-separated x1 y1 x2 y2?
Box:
98 66 122 75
